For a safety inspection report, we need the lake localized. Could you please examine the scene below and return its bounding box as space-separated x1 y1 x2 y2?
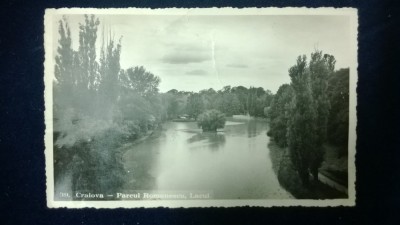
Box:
123 116 292 199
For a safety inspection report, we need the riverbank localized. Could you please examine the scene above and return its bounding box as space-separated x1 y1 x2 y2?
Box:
320 144 348 187
118 124 164 153
120 125 166 191
268 141 348 199
53 123 164 200
172 118 196 122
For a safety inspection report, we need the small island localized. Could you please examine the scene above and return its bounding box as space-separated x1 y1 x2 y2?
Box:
197 110 226 132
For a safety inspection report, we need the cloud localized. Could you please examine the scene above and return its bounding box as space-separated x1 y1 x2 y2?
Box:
186 69 207 76
162 53 210 64
226 63 248 68
161 41 212 64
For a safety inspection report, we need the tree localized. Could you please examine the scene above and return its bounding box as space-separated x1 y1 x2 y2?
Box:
68 15 101 114
118 66 161 133
220 85 231 94
285 51 336 184
98 36 122 106
308 51 335 180
54 16 74 100
165 94 180 119
309 51 334 145
247 87 265 116
268 84 293 147
121 66 160 98
199 88 218 110
197 110 226 132
77 15 100 91
231 86 248 114
53 16 76 143
287 55 318 185
327 68 349 153
186 93 205 120
167 89 178 95
216 92 241 117
254 94 269 117
263 90 274 108
159 91 188 120
54 15 102 123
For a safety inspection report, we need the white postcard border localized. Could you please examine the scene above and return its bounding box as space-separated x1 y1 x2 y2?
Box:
44 7 358 208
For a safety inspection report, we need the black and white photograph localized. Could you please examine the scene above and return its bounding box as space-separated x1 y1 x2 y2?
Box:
44 8 357 208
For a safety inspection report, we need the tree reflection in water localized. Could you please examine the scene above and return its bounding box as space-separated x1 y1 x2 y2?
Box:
187 132 226 151
246 119 263 138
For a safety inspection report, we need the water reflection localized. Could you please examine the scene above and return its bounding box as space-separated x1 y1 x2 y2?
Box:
187 132 226 151
246 119 263 138
123 118 292 199
223 117 266 138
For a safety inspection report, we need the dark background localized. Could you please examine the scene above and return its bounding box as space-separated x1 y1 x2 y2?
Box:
0 0 399 224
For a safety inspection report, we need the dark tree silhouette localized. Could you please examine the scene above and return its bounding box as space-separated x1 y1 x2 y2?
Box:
308 51 335 180
327 68 349 154
287 55 318 185
268 84 293 147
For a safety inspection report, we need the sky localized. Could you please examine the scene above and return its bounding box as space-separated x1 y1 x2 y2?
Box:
53 14 352 93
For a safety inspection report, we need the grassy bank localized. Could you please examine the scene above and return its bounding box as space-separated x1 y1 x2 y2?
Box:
268 141 348 199
320 144 348 186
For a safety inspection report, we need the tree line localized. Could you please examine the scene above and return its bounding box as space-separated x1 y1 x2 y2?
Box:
267 51 349 185
53 15 163 195
162 85 274 120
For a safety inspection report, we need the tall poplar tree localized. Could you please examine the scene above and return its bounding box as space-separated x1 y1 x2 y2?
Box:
98 36 122 106
308 51 336 180
54 16 74 108
77 15 100 91
287 55 318 185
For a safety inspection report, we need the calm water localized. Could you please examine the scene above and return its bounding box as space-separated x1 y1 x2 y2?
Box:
123 116 292 199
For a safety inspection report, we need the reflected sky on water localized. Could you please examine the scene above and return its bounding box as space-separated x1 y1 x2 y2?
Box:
123 117 292 199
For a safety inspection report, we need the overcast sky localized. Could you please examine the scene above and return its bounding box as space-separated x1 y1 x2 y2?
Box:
54 14 352 93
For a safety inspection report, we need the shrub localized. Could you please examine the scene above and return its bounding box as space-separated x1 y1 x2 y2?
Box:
197 109 226 132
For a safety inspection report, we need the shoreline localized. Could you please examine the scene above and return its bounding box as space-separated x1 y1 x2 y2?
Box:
268 140 348 199
118 124 164 153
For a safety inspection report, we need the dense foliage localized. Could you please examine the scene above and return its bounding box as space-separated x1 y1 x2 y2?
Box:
53 15 163 195
287 55 320 185
186 93 204 120
160 85 274 120
197 110 226 132
268 51 349 185
327 68 349 154
268 84 293 147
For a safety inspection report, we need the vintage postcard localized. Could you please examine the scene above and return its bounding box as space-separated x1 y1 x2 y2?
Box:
44 7 357 208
